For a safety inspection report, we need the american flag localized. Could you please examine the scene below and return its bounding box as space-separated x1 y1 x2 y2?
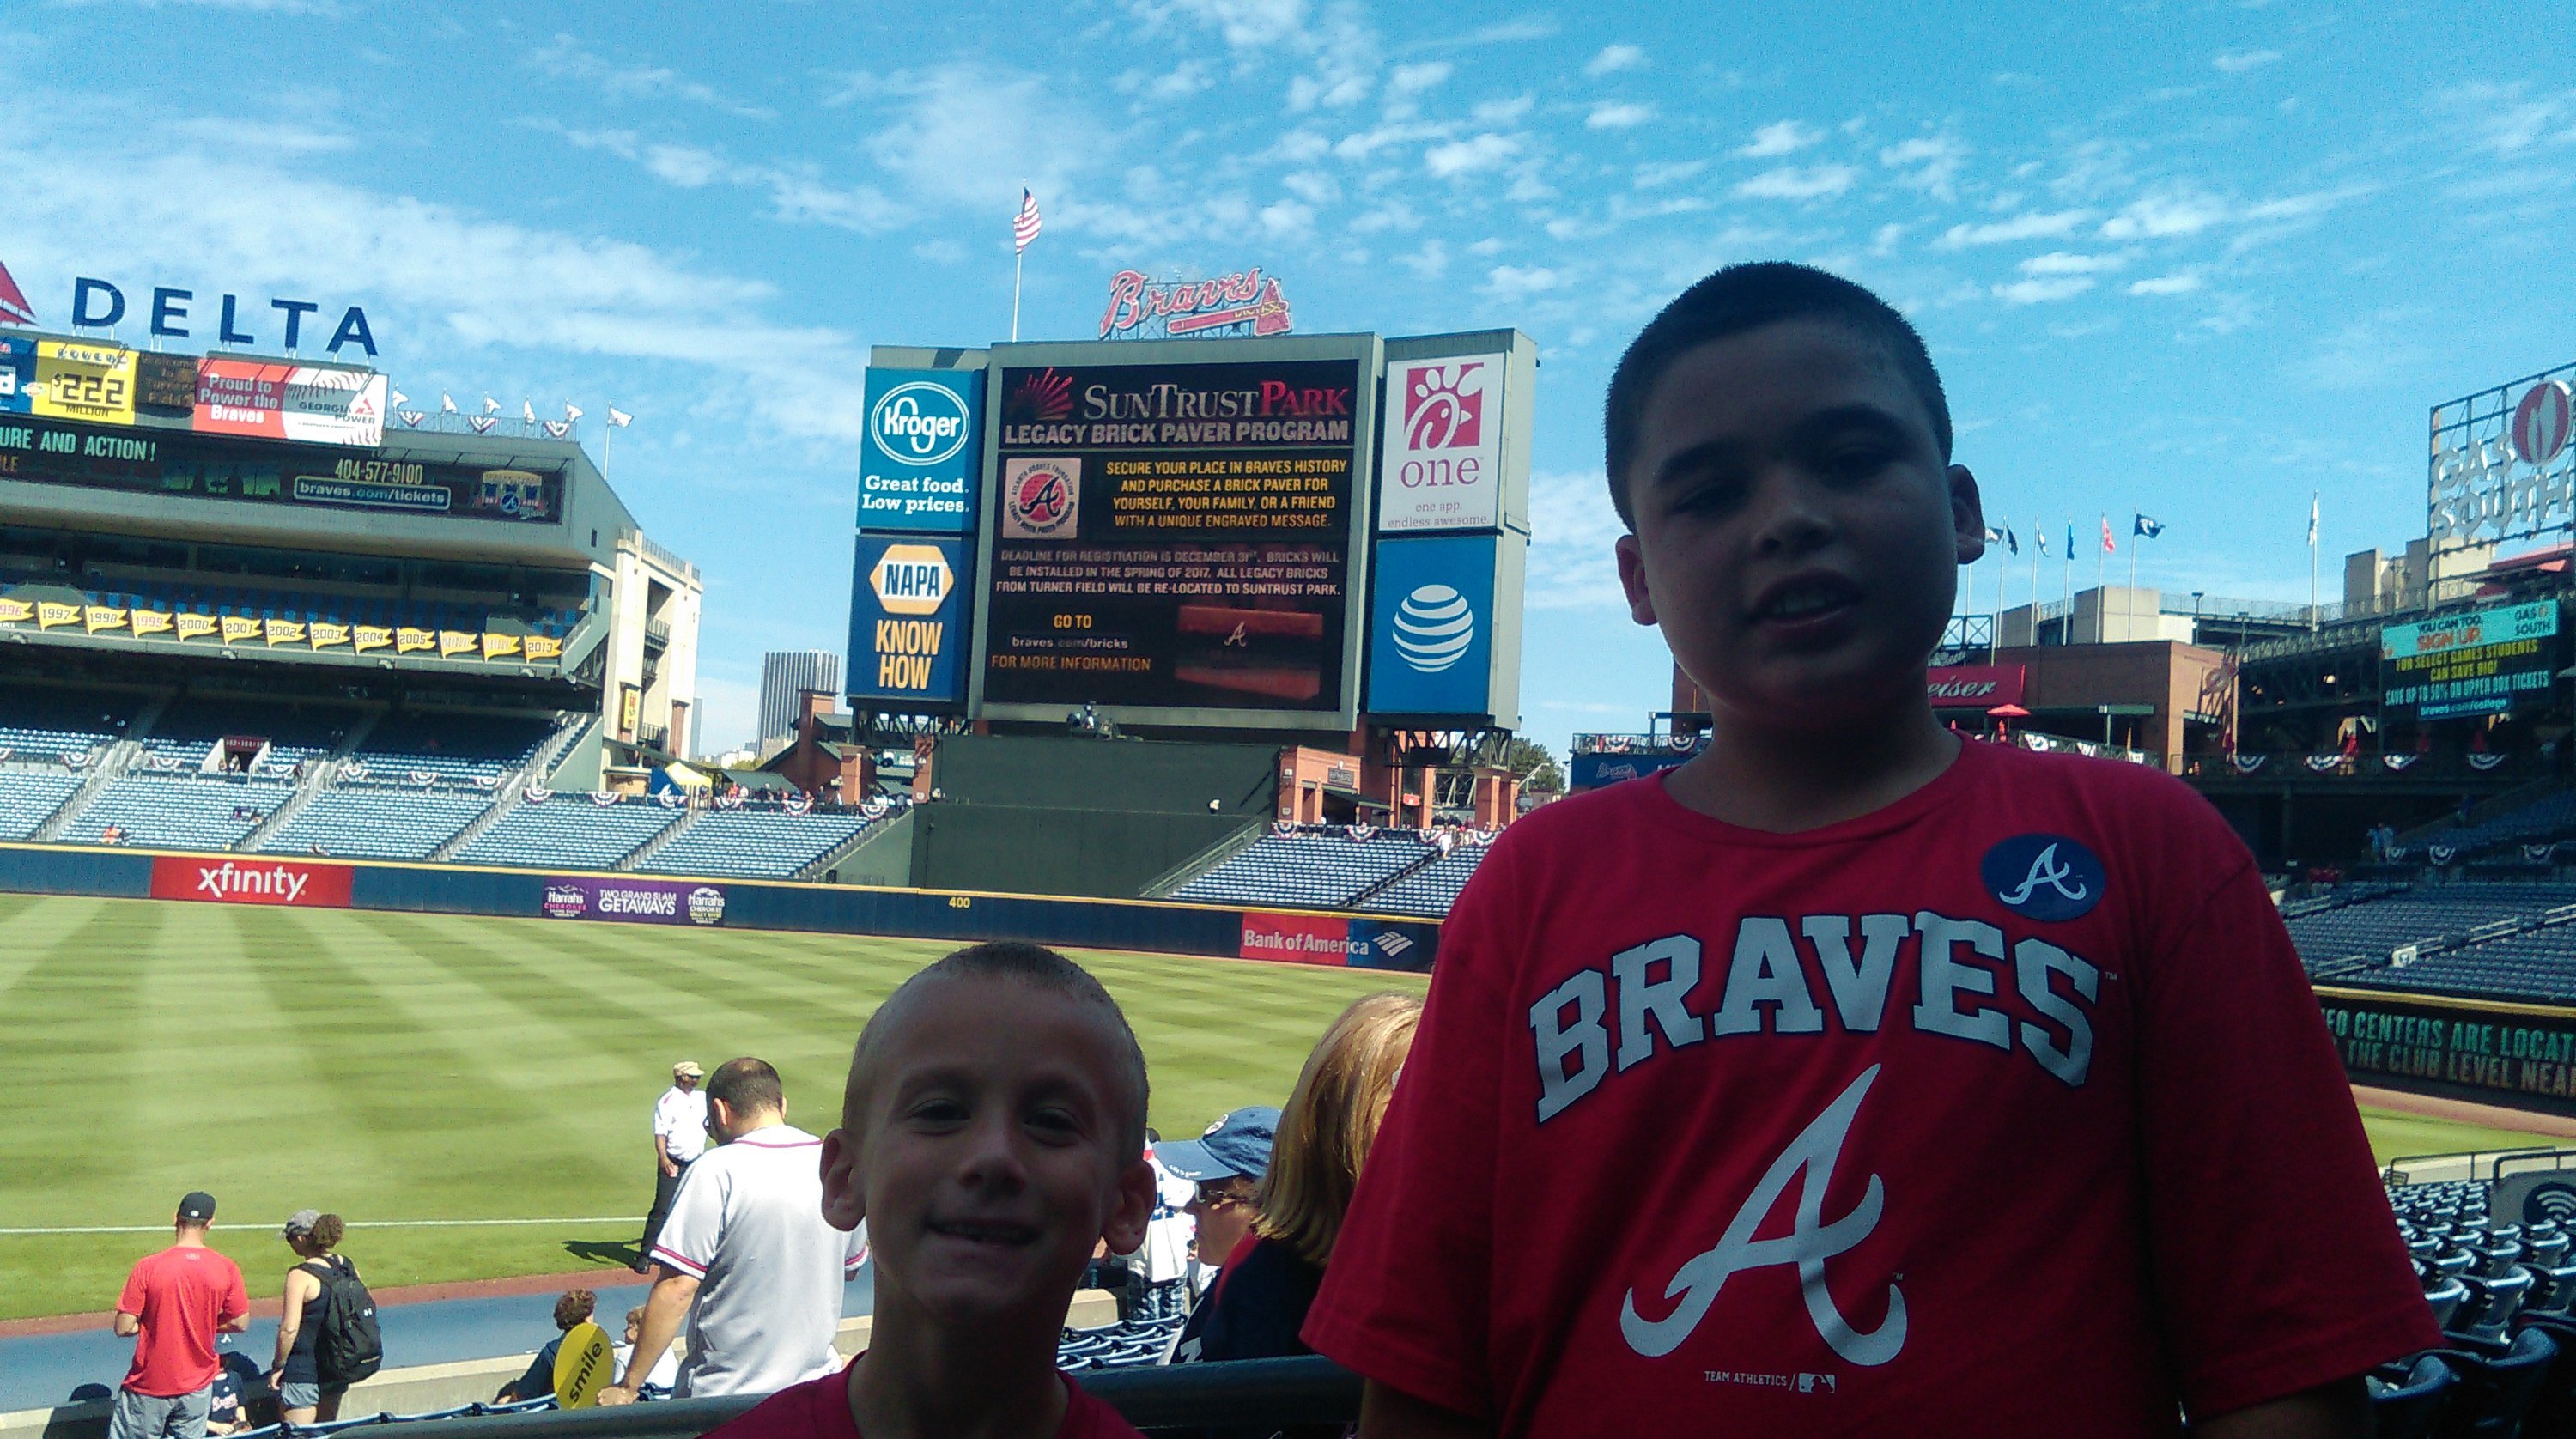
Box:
1013 188 1042 253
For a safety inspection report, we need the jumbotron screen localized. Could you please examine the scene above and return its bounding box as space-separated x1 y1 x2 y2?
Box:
981 356 1363 713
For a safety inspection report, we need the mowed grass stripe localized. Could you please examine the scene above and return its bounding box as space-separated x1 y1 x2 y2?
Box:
0 896 1423 1319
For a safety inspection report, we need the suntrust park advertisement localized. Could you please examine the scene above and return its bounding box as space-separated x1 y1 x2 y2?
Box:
981 348 1371 720
542 876 729 926
149 856 355 908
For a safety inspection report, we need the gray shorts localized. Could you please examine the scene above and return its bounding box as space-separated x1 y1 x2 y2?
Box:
276 1381 347 1410
107 1384 211 1439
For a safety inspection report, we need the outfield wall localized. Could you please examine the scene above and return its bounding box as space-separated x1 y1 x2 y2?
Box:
0 842 1438 973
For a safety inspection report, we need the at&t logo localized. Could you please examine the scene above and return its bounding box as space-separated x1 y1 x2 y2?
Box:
1394 584 1475 673
870 381 972 466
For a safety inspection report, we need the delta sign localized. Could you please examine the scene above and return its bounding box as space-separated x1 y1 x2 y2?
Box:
0 257 377 357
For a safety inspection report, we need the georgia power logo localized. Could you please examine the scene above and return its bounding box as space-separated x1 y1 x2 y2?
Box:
870 381 972 467
1981 833 2106 922
870 543 953 616
1394 584 1475 673
1002 458 1080 538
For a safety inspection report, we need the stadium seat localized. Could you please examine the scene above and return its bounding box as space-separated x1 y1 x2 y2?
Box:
76 776 291 850
1171 830 1440 910
0 689 131 762
454 798 680 870
0 771 83 839
259 788 492 860
643 807 882 879
352 712 558 789
1362 845 1490 917
2434 1327 2557 1436
2366 1353 2456 1439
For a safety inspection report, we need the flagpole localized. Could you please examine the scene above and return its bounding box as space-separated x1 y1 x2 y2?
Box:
2062 516 2072 644
2128 518 2139 625
1012 246 1024 343
2095 516 2107 644
2309 490 2319 630
2031 519 2041 647
1993 537 2007 655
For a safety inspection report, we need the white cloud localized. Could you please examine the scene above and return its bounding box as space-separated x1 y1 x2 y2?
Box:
1634 160 1705 189
1583 44 1645 76
1935 209 2093 247
1270 128 1331 163
1526 470 1631 610
1116 61 1216 100
527 34 775 121
1739 120 1821 157
844 63 1103 217
1396 238 1448 277
2019 251 2125 275
2127 273 2203 295
2098 189 2228 240
1133 0 1309 48
2213 49 2282 73
1994 276 2095 304
1732 165 1855 200
1389 61 1451 94
1425 133 1520 178
1259 199 1314 237
643 143 726 189
1481 264 1560 301
1587 102 1654 130
1473 95 1534 123
2431 82 2576 156
1880 134 1967 199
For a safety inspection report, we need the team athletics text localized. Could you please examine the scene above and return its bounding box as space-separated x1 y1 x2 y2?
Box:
1532 911 2105 1124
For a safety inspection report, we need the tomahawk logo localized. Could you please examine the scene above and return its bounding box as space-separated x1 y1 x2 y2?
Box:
1620 1066 1905 1367
0 257 33 326
194 862 311 903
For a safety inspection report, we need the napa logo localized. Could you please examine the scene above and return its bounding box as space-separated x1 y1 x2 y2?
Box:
870 543 954 617
869 381 972 466
1393 584 1475 674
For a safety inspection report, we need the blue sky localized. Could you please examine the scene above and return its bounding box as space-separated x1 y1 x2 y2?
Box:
2 1 2569 756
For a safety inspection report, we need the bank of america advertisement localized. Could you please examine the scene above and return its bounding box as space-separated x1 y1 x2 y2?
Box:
1365 533 1501 717
1376 353 1507 533
981 355 1365 714
859 368 983 534
849 534 972 709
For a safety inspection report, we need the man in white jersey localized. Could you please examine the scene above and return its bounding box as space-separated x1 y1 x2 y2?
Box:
598 1058 867 1402
638 1060 708 1272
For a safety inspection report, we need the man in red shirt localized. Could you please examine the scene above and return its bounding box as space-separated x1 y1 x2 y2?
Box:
112 1192 251 1439
1302 264 2441 1436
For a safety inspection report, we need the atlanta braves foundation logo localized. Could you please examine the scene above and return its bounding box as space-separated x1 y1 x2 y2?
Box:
1002 458 1080 538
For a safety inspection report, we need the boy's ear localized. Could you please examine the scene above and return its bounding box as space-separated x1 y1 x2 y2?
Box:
1947 464 1986 566
818 1126 867 1233
1614 533 1657 628
1099 1155 1157 1257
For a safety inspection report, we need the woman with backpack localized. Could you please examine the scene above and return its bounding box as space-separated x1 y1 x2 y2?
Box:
268 1211 378 1423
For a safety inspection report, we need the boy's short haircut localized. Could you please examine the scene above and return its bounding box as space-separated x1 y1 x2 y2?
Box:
554 1289 596 1330
1601 261 1953 527
845 940 1151 1158
707 1057 784 1115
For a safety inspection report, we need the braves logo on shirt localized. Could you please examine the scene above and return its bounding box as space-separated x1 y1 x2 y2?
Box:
1982 834 2105 922
1621 1065 1905 1367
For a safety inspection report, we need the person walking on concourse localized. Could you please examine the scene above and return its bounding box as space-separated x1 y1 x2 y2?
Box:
109 1192 249 1439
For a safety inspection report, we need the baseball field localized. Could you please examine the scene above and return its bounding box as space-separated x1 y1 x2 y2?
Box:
1 892 2561 1321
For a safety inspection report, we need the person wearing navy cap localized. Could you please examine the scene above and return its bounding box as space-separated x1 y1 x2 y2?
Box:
1153 1107 1279 1283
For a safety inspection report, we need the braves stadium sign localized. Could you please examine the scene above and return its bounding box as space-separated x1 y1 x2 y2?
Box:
1099 267 1293 341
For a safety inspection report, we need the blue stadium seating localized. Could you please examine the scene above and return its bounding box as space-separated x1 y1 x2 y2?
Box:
258 788 492 860
2410 791 2576 863
140 696 344 772
1362 846 1490 917
0 689 134 762
2287 885 2576 971
454 797 681 870
349 712 556 788
1171 830 1437 909
0 770 82 839
75 775 291 849
643 808 878 879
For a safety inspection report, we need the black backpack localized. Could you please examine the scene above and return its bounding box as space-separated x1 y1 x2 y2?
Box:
304 1257 382 1385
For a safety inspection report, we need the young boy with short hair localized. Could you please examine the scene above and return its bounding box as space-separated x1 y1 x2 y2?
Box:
1303 263 2440 1437
704 942 1158 1439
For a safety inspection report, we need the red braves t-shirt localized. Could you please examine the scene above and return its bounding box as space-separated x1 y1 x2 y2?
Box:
1304 739 2439 1436
118 1244 250 1396
700 1358 1144 1439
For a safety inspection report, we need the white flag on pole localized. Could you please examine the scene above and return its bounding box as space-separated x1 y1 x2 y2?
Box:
440 392 458 414
564 403 583 422
2308 493 2319 545
607 407 633 428
389 390 407 409
481 396 500 416
521 399 537 424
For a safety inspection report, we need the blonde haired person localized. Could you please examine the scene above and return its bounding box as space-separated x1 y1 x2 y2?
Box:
1172 992 1421 1367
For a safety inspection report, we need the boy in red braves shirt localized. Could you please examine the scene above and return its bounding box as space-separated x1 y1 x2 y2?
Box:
1303 264 2439 1437
702 943 1159 1439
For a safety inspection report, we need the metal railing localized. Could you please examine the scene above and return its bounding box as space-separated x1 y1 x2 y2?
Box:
362 1357 1360 1439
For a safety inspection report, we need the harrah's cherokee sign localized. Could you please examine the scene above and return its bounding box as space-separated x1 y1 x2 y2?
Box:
1376 355 1507 533
1099 268 1292 341
858 369 983 535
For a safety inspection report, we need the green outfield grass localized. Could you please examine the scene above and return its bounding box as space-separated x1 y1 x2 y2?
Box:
2358 1105 2573 1168
0 895 1427 1321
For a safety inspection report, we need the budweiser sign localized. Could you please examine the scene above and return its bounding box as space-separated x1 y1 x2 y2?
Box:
1926 664 2025 708
1100 267 1292 341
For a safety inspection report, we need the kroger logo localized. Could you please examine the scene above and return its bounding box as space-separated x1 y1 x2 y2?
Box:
870 381 972 467
1394 584 1475 673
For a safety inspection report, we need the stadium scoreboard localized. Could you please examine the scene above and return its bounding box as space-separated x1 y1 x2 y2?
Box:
854 328 1531 733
